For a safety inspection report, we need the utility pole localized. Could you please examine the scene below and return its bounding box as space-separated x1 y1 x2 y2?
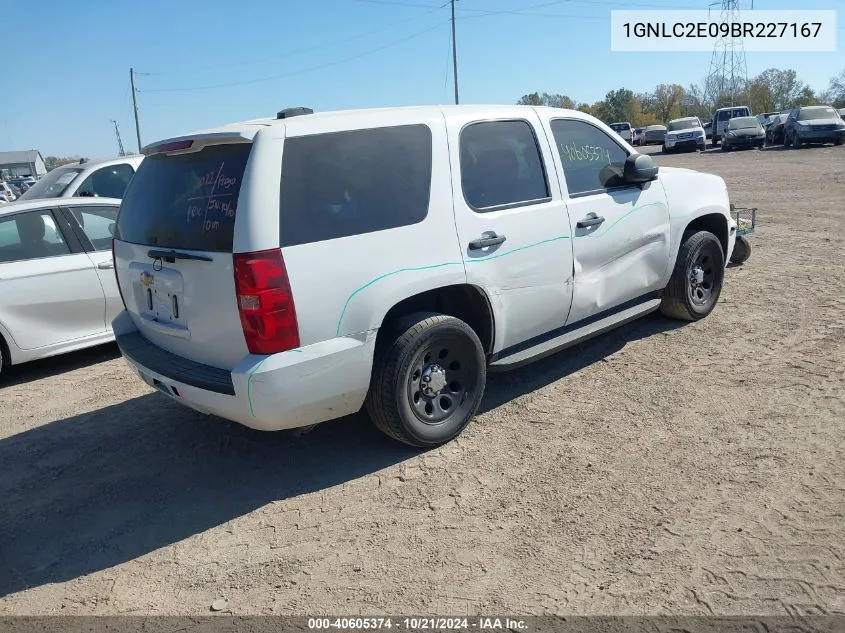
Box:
111 120 126 156
451 0 459 105
130 67 142 153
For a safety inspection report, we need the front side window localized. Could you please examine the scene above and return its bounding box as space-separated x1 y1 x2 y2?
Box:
75 163 135 199
459 120 549 211
279 124 432 247
550 119 629 197
67 205 119 250
0 211 70 263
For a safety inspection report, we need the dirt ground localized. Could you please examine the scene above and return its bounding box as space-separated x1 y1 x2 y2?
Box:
1 143 843 617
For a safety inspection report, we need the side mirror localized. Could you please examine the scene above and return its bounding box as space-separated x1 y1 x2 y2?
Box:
108 222 116 236
623 154 658 184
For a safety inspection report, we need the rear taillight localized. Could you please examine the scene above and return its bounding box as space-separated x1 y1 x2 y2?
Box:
112 239 127 309
233 249 299 354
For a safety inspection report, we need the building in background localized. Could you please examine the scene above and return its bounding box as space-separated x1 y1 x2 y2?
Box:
0 150 47 179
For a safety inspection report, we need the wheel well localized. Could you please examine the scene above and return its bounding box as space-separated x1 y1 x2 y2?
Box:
0 330 9 369
684 213 728 255
380 285 495 354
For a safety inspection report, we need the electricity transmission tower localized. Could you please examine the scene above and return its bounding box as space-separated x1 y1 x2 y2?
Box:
111 120 126 156
702 0 749 109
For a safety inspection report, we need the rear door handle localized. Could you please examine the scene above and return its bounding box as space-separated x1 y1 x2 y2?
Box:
468 233 507 250
576 215 605 229
97 261 114 270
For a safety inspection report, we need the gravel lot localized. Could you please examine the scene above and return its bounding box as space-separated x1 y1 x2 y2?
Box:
1 143 843 616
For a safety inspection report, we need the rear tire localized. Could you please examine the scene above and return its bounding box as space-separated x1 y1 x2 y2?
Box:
660 231 725 321
730 236 751 265
835 138 843 146
366 312 486 447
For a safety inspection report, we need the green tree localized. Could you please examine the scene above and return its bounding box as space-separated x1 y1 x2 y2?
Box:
651 83 685 123
44 156 81 171
822 69 845 107
755 68 806 110
793 86 817 107
516 92 575 109
598 88 639 124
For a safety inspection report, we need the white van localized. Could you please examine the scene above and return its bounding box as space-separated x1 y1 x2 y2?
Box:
711 106 752 146
112 105 737 446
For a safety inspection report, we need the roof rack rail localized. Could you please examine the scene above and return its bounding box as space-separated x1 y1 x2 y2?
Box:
276 107 313 119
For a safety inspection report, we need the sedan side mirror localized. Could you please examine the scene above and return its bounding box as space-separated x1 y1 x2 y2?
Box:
623 154 658 184
108 222 116 236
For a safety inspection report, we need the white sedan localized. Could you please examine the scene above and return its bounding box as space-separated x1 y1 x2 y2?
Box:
0 197 124 375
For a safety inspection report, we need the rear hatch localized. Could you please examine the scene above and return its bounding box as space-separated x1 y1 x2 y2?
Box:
113 140 253 370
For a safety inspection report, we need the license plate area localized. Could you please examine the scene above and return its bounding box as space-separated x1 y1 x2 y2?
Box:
129 262 187 327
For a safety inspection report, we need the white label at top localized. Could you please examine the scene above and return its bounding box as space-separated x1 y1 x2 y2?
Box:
610 10 837 52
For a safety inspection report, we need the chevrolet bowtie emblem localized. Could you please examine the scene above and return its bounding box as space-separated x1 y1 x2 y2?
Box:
140 271 154 287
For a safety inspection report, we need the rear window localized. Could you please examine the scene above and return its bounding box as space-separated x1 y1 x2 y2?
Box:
278 124 432 247
116 144 251 252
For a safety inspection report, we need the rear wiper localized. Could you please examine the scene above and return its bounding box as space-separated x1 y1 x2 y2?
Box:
148 249 213 263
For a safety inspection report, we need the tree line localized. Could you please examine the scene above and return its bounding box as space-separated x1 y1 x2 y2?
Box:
517 67 845 126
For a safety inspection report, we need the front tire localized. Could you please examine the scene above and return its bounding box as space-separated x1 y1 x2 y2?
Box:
793 133 802 149
366 312 486 447
660 231 725 321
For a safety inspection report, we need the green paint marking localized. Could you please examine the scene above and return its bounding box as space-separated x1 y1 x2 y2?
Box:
333 201 665 337
246 356 270 417
575 201 667 239
247 348 304 417
465 234 571 263
335 262 463 336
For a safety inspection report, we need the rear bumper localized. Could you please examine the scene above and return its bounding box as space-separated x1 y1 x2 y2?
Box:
724 136 764 148
114 312 377 431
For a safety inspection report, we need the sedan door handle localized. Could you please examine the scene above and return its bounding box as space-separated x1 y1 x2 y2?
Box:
576 214 606 229
468 233 507 250
97 261 114 270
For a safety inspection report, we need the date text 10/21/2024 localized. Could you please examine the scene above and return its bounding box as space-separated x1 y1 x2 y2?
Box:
307 618 528 631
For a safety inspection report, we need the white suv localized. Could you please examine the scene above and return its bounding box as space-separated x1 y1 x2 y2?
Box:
18 156 143 201
663 116 706 153
112 105 738 447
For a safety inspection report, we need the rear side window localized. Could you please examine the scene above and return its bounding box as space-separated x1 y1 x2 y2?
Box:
116 144 251 252
75 163 135 199
460 120 550 211
67 205 119 250
279 124 432 247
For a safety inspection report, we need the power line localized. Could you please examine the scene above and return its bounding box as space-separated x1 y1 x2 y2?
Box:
151 2 446 75
141 20 448 94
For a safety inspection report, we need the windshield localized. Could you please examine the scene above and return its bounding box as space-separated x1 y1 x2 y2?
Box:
798 107 837 121
729 117 760 130
18 167 83 200
667 119 698 132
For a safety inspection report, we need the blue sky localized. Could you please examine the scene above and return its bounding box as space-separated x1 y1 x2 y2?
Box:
2 0 842 157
